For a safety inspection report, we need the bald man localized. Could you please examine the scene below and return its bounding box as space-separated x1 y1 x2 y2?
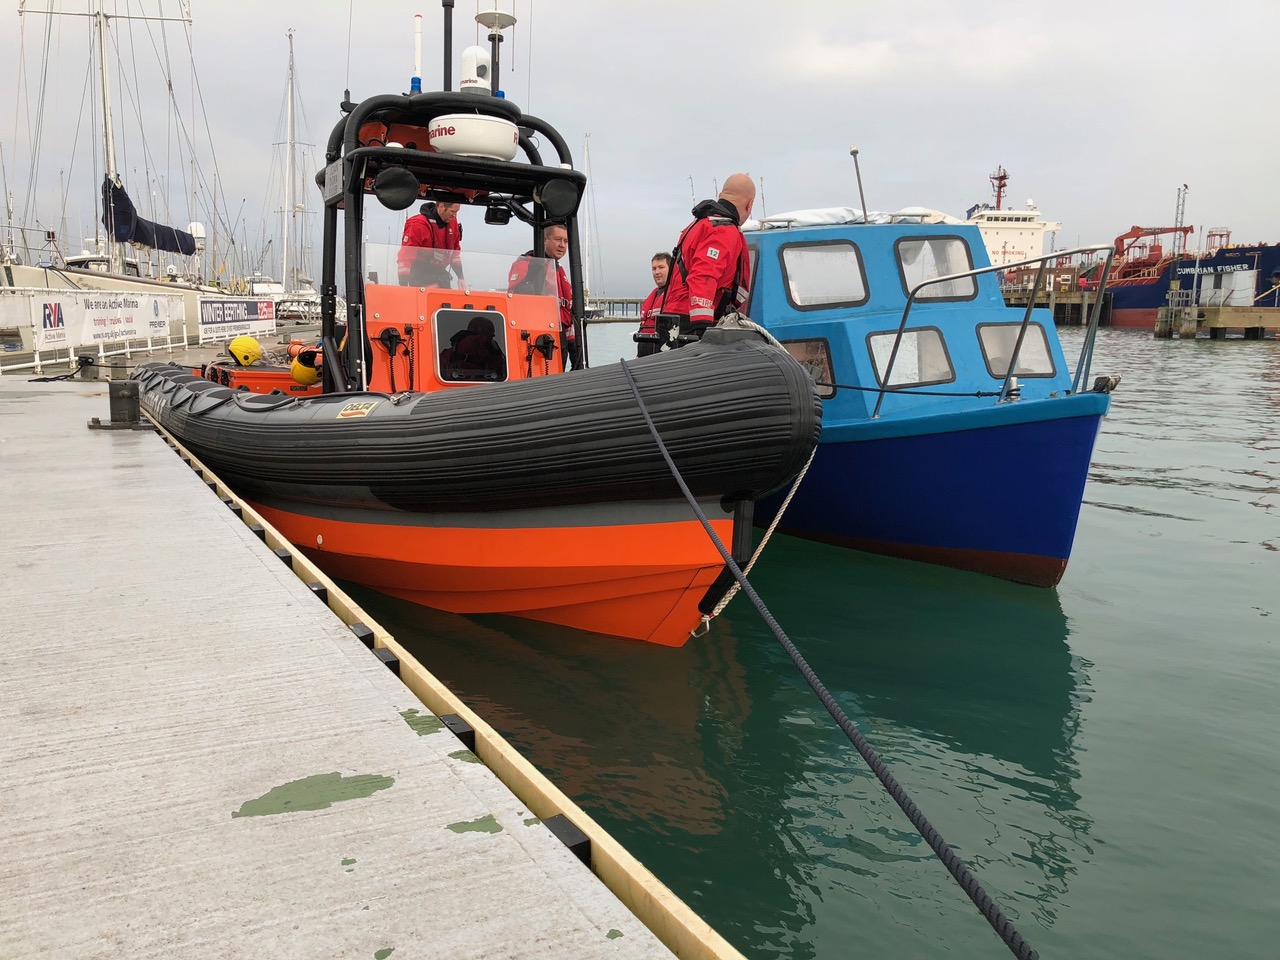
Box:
660 173 755 342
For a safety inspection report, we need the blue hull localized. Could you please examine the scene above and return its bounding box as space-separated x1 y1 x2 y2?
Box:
758 397 1107 586
744 217 1115 586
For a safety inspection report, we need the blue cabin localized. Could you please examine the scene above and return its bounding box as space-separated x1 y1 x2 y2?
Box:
744 212 1116 587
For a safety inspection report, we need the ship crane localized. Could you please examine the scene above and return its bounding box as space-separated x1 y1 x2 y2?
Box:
1113 224 1195 260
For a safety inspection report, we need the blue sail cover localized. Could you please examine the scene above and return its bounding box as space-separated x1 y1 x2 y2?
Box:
101 177 197 256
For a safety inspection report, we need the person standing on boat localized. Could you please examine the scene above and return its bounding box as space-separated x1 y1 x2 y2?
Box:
661 173 755 343
508 222 581 370
397 199 464 288
635 252 674 357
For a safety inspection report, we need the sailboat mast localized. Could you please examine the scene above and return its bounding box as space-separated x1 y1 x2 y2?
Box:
283 30 297 294
94 0 122 272
582 133 591 302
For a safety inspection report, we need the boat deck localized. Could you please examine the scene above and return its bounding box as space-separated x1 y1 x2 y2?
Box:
0 374 706 959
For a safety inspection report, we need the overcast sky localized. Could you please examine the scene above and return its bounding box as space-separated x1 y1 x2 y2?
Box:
4 0 1278 296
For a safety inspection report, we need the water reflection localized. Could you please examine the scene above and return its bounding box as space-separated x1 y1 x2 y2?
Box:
346 529 1091 958
728 536 1091 944
355 587 752 836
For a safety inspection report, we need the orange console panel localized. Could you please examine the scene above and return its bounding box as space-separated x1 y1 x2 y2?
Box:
364 283 563 393
204 361 322 396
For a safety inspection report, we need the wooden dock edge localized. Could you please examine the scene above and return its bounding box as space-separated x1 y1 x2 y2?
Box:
147 415 747 960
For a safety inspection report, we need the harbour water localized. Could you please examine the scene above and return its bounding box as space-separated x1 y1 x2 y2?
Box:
350 326 1280 959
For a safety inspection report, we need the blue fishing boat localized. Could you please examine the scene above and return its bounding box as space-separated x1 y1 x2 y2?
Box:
746 208 1117 586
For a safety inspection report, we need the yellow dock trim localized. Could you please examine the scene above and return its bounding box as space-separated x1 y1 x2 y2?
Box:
151 417 747 960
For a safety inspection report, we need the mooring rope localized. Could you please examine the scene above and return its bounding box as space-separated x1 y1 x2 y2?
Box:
699 444 816 630
618 357 1039 960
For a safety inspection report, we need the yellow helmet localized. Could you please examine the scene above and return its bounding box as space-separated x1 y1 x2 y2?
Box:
228 335 263 367
290 356 321 386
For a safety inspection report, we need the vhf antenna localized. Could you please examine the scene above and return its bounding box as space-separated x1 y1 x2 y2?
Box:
850 145 869 224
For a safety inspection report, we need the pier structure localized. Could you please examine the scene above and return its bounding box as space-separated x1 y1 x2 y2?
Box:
1151 282 1280 339
0 369 744 960
1153 302 1280 339
1001 285 1111 326
585 297 644 322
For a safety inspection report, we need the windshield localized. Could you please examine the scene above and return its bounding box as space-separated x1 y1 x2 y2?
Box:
362 242 560 300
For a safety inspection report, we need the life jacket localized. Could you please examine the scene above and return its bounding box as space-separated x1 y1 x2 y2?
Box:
508 249 573 336
661 198 749 323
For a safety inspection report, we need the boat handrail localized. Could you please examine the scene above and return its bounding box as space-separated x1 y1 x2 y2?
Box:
0 224 74 267
871 244 1115 418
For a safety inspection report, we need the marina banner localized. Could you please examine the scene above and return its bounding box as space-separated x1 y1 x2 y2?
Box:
27 291 183 350
197 298 276 343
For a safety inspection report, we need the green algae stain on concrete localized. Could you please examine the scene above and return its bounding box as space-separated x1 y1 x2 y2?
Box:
231 773 394 818
374 949 395 959
606 929 624 940
400 708 443 736
342 857 357 873
523 816 541 827
448 749 482 764
446 814 502 835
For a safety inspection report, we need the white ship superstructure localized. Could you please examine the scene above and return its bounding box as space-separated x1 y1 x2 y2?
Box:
964 167 1061 267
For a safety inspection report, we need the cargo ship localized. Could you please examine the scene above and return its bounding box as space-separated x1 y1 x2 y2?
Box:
1083 226 1280 328
964 165 1062 269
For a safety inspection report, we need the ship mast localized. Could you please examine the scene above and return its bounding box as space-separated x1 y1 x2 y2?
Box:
990 165 1008 211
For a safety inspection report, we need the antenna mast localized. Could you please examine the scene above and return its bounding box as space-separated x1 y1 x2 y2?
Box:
1172 184 1189 260
990 165 1008 210
476 7 517 96
849 145 868 223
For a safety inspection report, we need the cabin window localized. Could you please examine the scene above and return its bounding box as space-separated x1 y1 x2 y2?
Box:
435 308 508 382
866 327 954 387
895 236 976 301
781 339 836 399
976 322 1056 378
779 240 869 310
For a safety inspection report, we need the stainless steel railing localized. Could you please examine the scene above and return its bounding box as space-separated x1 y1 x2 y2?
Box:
871 244 1115 418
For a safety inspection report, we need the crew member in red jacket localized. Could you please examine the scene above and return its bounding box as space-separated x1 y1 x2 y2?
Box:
634 252 673 358
661 173 755 343
507 222 580 370
397 199 464 287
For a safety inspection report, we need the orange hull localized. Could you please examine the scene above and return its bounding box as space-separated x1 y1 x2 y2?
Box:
250 501 733 646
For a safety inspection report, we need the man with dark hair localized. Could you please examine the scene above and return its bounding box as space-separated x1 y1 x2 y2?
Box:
398 198 464 287
661 173 755 343
635 252 674 358
507 222 580 370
